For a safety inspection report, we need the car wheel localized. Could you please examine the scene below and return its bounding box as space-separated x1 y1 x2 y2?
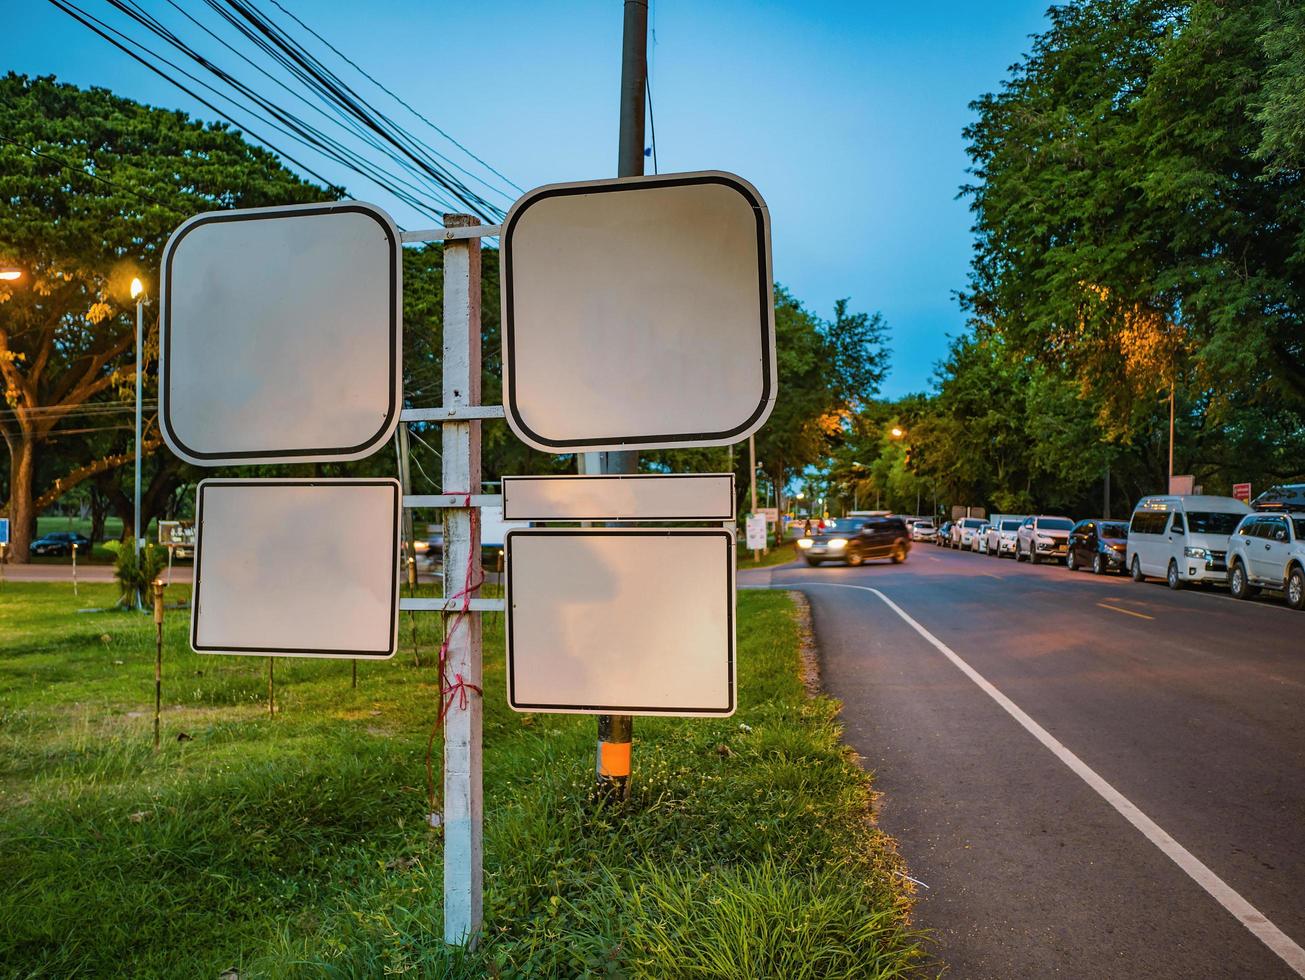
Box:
1167 559 1182 590
1066 550 1076 572
1029 548 1039 565
847 550 864 567
1229 561 1252 601
891 543 907 564
1286 566 1305 611
1092 553 1104 575
804 557 823 567
1131 555 1144 582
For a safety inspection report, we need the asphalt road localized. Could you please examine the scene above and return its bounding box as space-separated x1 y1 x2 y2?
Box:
749 543 1305 978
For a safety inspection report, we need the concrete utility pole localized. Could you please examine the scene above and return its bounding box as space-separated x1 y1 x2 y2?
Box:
594 0 648 804
749 435 759 563
1168 386 1175 492
442 213 485 942
132 279 144 611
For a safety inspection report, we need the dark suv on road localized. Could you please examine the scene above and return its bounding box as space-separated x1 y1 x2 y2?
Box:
797 516 911 567
1066 519 1129 574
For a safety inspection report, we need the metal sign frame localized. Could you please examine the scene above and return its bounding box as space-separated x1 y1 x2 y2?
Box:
500 171 775 452
190 477 401 659
159 201 403 466
504 526 736 717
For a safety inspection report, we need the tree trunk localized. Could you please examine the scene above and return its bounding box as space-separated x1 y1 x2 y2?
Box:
4 436 37 563
89 486 108 545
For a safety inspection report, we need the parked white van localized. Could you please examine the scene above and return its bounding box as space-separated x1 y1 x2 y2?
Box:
1127 495 1252 589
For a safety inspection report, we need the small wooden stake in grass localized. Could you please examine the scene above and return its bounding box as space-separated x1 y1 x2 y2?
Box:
152 579 166 751
351 659 357 688
71 542 79 597
268 658 275 718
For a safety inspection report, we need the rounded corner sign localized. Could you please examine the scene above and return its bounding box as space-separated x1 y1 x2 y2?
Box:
500 171 776 453
159 201 402 467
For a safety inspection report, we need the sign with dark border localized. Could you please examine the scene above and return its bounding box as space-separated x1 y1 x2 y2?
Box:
502 473 735 522
505 527 735 716
160 202 402 466
501 172 775 452
191 478 400 659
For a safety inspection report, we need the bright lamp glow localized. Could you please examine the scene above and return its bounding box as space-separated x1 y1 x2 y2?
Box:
890 426 905 438
130 278 144 300
0 269 21 282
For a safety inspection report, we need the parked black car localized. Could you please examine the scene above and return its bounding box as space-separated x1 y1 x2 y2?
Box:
29 531 91 557
1066 519 1129 574
1252 484 1305 513
797 516 911 567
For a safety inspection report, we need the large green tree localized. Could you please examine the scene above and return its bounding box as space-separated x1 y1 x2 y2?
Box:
0 74 333 560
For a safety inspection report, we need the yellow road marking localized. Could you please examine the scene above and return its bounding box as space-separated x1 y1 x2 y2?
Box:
1097 602 1154 621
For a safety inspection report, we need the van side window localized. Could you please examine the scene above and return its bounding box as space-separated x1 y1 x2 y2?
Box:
1170 513 1185 533
1131 511 1166 535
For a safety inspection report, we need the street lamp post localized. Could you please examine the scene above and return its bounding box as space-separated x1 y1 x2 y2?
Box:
131 278 145 611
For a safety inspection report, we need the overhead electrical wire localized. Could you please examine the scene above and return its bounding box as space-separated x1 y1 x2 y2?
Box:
43 0 519 224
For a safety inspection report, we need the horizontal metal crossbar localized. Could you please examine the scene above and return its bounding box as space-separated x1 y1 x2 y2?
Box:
403 494 503 509
401 224 502 243
400 597 506 613
400 405 506 422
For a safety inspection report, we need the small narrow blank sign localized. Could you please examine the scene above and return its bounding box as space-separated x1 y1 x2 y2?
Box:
506 528 735 716
192 479 399 658
501 171 775 452
502 473 734 521
161 202 402 466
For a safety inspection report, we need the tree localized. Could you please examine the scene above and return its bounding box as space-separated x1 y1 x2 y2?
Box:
0 74 334 560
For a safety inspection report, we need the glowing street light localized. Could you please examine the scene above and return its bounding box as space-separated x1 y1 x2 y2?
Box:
890 426 905 439
0 268 22 282
132 278 147 610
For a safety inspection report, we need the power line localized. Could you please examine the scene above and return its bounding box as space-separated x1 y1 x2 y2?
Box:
265 0 523 198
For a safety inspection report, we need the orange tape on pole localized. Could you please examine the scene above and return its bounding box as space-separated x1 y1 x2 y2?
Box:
598 740 632 778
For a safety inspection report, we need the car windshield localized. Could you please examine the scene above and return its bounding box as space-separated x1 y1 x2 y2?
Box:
1100 522 1128 538
1037 518 1073 531
1000 520 1020 531
1186 512 1244 535
962 519 984 528
825 519 864 533
1294 518 1305 539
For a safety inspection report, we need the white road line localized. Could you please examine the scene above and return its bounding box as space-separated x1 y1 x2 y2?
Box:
789 580 1305 977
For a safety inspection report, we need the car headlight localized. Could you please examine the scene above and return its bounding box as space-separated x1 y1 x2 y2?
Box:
828 538 847 550
1183 547 1209 559
797 538 813 549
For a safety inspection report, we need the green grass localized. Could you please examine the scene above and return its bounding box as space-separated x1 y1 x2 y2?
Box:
0 582 927 978
738 541 802 570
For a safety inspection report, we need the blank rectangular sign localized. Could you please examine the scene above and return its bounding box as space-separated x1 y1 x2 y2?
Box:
192 479 400 659
161 202 401 466
501 172 775 452
502 473 734 521
505 528 735 716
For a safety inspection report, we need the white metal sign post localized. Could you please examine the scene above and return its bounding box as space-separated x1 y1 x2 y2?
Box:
439 214 484 945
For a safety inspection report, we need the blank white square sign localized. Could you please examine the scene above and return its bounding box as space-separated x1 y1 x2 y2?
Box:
505 528 735 716
192 479 399 658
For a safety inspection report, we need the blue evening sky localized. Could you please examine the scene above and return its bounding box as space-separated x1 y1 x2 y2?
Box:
3 1 1050 397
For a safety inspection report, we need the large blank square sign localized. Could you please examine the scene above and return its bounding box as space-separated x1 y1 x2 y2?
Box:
192 479 399 658
501 172 775 452
505 528 735 715
161 202 401 466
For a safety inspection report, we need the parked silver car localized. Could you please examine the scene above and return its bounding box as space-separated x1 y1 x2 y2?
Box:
909 520 937 542
985 518 1022 558
1015 515 1074 564
1227 512 1305 610
951 517 986 550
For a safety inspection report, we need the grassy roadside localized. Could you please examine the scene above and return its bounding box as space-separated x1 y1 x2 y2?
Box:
738 541 801 569
0 582 927 977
